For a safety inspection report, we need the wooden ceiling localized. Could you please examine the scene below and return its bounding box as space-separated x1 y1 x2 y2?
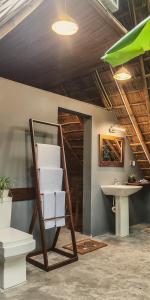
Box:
0 0 125 98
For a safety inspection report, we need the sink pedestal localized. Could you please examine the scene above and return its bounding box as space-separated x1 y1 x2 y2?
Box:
101 185 142 238
115 196 129 237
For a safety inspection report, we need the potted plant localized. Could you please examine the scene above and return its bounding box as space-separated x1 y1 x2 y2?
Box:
128 174 137 183
0 177 12 199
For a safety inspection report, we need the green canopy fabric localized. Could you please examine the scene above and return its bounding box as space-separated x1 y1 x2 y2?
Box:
102 16 150 67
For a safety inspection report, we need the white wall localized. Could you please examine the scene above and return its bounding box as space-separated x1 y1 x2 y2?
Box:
0 77 142 236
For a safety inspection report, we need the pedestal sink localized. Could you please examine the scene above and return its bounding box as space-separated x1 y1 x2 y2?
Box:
101 185 143 237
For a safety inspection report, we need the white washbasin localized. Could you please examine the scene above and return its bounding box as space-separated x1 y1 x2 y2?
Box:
101 185 142 197
101 184 143 237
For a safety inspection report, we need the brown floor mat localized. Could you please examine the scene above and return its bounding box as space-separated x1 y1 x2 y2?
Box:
144 227 150 233
63 239 107 255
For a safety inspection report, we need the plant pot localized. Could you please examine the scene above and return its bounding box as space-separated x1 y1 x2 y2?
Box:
128 178 136 183
0 189 9 199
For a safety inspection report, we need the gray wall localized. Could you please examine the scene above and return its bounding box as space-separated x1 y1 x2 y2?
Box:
0 77 147 238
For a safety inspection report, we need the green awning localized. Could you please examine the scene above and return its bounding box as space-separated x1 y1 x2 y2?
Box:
102 16 150 67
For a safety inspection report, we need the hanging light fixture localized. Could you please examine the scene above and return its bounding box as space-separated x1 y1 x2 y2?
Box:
113 66 132 81
51 0 79 36
52 15 79 35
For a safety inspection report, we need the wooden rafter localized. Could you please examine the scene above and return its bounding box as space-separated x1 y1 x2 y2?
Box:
111 67 150 165
61 122 80 126
0 0 44 39
63 135 83 168
132 0 150 129
63 130 84 134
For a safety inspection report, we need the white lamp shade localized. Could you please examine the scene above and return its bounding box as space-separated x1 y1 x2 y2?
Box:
52 15 79 36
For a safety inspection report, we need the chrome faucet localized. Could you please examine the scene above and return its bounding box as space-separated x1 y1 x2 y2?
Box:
114 178 120 185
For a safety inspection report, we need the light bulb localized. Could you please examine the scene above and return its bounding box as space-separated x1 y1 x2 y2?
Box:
52 15 79 36
113 66 132 81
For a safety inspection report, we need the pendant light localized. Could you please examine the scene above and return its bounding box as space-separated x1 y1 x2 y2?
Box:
51 0 79 36
113 66 132 81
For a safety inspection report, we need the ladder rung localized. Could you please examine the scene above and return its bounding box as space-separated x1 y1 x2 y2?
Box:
144 56 150 62
127 132 150 137
137 160 148 162
133 151 144 154
142 132 150 135
141 168 150 170
144 73 150 78
130 141 150 146
130 143 141 146
43 215 70 221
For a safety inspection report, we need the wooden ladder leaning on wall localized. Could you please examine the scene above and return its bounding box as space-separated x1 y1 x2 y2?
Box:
26 118 78 272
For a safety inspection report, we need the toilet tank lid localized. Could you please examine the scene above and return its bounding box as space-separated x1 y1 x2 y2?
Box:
0 197 12 203
0 228 33 247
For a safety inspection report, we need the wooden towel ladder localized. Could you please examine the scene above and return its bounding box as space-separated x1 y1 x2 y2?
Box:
26 118 78 271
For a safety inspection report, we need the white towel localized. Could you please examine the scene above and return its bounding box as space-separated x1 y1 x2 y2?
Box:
39 168 63 192
41 193 55 229
41 192 66 229
36 144 61 168
55 191 66 227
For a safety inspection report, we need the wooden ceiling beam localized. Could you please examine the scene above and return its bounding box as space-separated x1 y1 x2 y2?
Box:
142 132 150 135
89 0 127 36
0 0 44 39
91 70 112 108
132 0 150 129
144 56 150 62
130 143 141 146
131 102 146 106
130 141 150 146
63 136 83 169
122 121 149 126
144 73 150 78
128 132 150 136
137 160 148 162
133 151 145 154
113 102 146 109
113 105 125 109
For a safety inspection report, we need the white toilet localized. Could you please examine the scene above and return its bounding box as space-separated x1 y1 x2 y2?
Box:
0 197 35 290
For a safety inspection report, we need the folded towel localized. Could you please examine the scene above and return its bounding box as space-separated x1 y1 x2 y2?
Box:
36 143 61 168
39 168 63 192
41 192 66 229
55 191 66 227
55 191 65 217
41 193 55 229
56 218 65 227
37 143 65 229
